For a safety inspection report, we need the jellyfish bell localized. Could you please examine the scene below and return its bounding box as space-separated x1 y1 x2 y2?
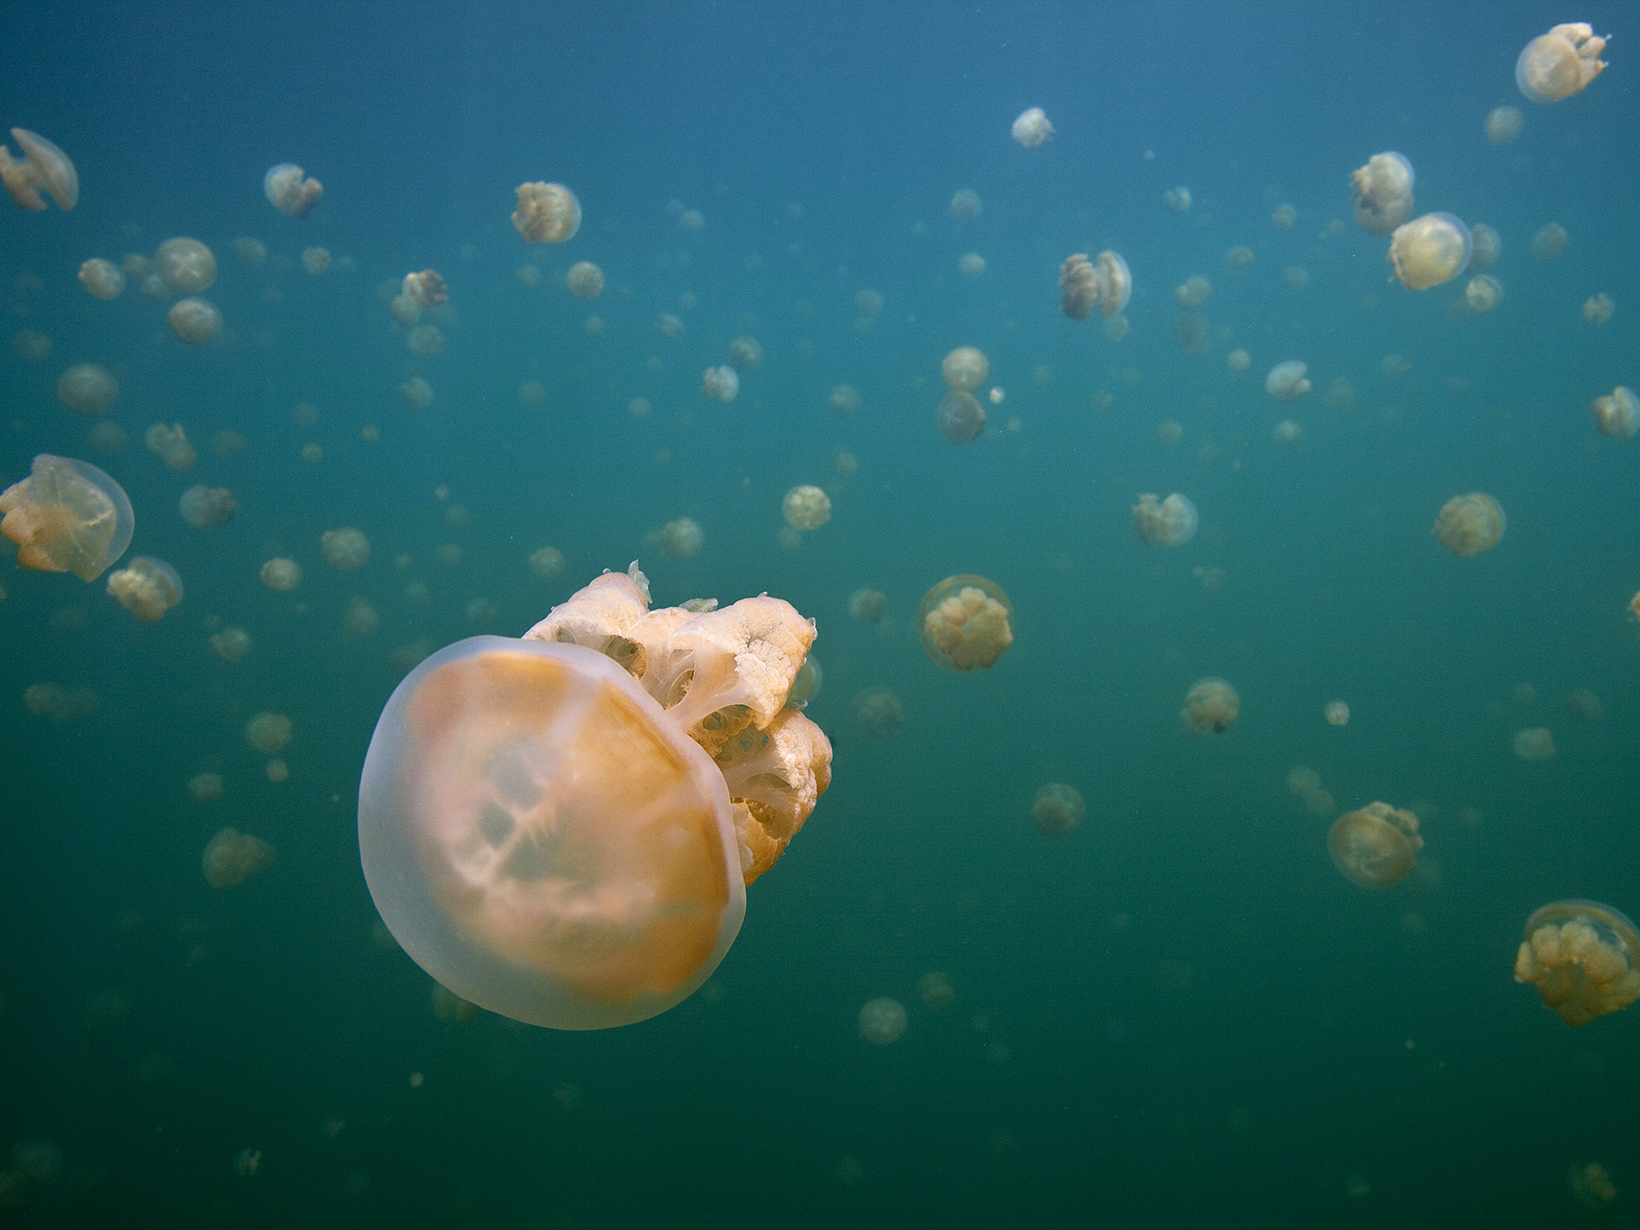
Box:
1516 24 1609 103
1433 492 1505 556
1591 387 1639 439
1032 783 1084 836
701 365 740 403
106 556 183 622
1350 152 1415 236
1132 492 1198 547
1265 361 1311 401
1468 224 1501 273
56 363 118 416
941 346 988 391
1010 107 1054 149
1181 677 1239 733
1328 801 1423 888
1464 275 1503 313
1388 213 1472 290
919 574 1012 671
1531 221 1569 260
1515 900 1640 1027
781 485 831 530
78 259 125 300
512 181 581 243
167 297 222 344
155 238 217 294
203 827 275 887
1485 105 1525 144
937 389 986 444
264 163 324 217
0 454 133 582
0 128 77 211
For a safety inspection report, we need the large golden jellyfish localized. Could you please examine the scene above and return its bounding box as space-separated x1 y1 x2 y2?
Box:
1327 801 1423 888
1010 107 1054 148
1516 24 1608 103
0 454 133 582
357 563 832 1029
1132 493 1198 547
1592 387 1639 438
1181 678 1238 733
1350 152 1415 235
919 575 1012 671
1059 251 1131 320
1388 213 1472 290
1515 900 1640 1027
1433 492 1505 556
0 128 77 211
106 557 182 622
264 163 323 217
512 182 581 243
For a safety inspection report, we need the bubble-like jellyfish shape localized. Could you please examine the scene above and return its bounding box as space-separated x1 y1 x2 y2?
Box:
359 564 831 1029
950 188 982 219
400 377 434 409
1351 152 1415 236
0 128 77 211
920 575 1012 671
203 827 275 887
561 261 602 300
106 556 182 622
1516 24 1608 103
168 297 222 344
1464 275 1503 312
1181 677 1238 733
1225 245 1255 274
1388 213 1472 290
1513 727 1556 761
855 289 884 320
1515 900 1640 1027
782 485 831 530
178 485 237 529
56 363 118 417
849 587 886 624
941 346 988 391
859 997 907 1043
728 336 763 371
917 971 955 1009
1485 105 1524 145
1163 186 1192 212
188 771 224 801
1032 783 1084 836
1287 766 1334 818
1571 1163 1619 1208
829 385 861 417
407 324 444 357
1467 224 1501 273
1226 349 1251 373
210 626 251 663
958 252 985 278
1271 203 1297 230
1566 688 1603 722
1325 700 1350 726
402 269 447 309
321 527 370 571
1059 251 1131 319
701 365 740 403
529 546 565 578
260 558 301 591
1433 492 1505 556
937 390 986 444
1265 361 1311 401
1132 493 1198 547
302 246 331 275
1327 802 1422 888
78 259 125 300
1591 387 1638 438
659 516 703 558
155 238 217 294
849 686 903 737
1531 221 1568 260
144 423 196 472
264 163 323 217
512 182 581 243
1175 275 1212 307
1583 293 1615 324
246 711 292 754
1010 107 1053 148
0 454 133 581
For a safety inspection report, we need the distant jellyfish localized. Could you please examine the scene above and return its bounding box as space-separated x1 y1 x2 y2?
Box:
1032 783 1084 836
1513 727 1556 761
829 385 861 417
407 325 444 357
937 390 986 444
565 261 604 299
1286 766 1334 818
1328 801 1423 888
1514 899 1640 1027
1272 419 1303 445
512 182 581 243
701 365 740 402
1265 360 1311 401
259 558 301 591
15 329 51 362
1163 186 1192 212
1531 222 1568 260
1157 420 1184 447
1226 349 1251 373
1351 152 1415 235
1464 275 1503 312
1173 309 1211 354
400 377 433 409
958 251 985 278
167 297 222 344
917 971 955 1010
1325 699 1350 726
210 627 252 663
56 363 118 416
950 188 983 219
1181 677 1239 733
859 997 908 1044
245 712 292 754
155 237 217 293
1433 493 1505 556
343 596 380 638
659 516 703 558
1566 688 1604 722
78 258 125 300
144 423 197 471
401 269 447 309
1388 213 1472 289
1571 1163 1619 1208
1591 388 1638 438
1583 293 1615 324
728 335 763 370
264 163 323 217
301 246 331 275
0 128 77 210
528 546 565 578
781 485 831 530
1059 251 1131 319
1010 107 1054 148
321 527 370 571
854 289 884 321
0 453 134 581
233 236 268 266
1132 493 1198 547
1225 245 1255 274
1271 204 1297 230
188 771 224 802
203 827 275 887
848 587 886 624
919 574 1012 671
1485 105 1525 145
106 556 182 622
676 208 704 232
1175 275 1212 307
941 346 988 391
1467 224 1501 273
1516 24 1608 103
849 686 903 738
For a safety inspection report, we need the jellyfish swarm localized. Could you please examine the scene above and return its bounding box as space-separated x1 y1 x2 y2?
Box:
1433 493 1505 556
1516 24 1608 103
1181 678 1239 733
0 454 133 581
1351 152 1415 236
919 575 1013 671
512 182 581 243
1515 900 1640 1027
1059 251 1131 319
1132 493 1198 547
1327 801 1423 888
1389 214 1472 290
1592 388 1639 439
0 128 77 211
358 564 831 1030
107 557 182 622
265 164 323 217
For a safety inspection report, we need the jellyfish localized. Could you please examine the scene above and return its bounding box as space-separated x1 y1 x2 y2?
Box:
917 971 955 1010
24 682 100 723
701 365 740 402
1327 801 1423 888
1181 677 1239 733
1032 783 1084 836
1516 24 1608 103
210 627 252 663
1272 419 1303 445
245 712 292 755
937 390 986 444
849 686 903 737
155 238 217 294
1010 107 1053 148
919 575 1012 671
302 247 331 275
1567 688 1604 722
958 252 985 278
400 377 434 409
78 259 125 300
1484 105 1524 146
1590 387 1638 439
260 558 301 591
565 261 603 299
1132 493 1198 547
1059 251 1131 319
1271 204 1297 230
512 182 581 243
106 557 182 622
1225 245 1254 274
659 516 703 558
357 563 831 1029
1164 186 1192 212
1464 224 1501 274
1265 361 1311 401
1515 900 1640 1026
788 657 822 707
1351 152 1415 235
1175 275 1212 307
1226 349 1251 373
0 129 76 210
319 527 369 572
144 424 197 471
1584 293 1615 324
859 996 908 1044
1325 700 1350 726
855 289 884 321
848 587 886 624
203 827 275 887
55 363 118 417
1464 275 1503 312
402 270 447 309
677 208 704 233
168 298 222 344
941 346 988 391
829 385 861 417
233 236 268 266
264 163 323 217
15 329 51 362
1157 420 1184 447
1433 493 1505 556
1513 727 1556 761
1388 214 1472 290
529 546 565 579
1287 767 1334 818
0 454 133 581
177 485 237 530
188 771 224 802
1531 222 1569 260
950 188 982 219
1571 1163 1619 1208
407 325 444 357
782 485 831 530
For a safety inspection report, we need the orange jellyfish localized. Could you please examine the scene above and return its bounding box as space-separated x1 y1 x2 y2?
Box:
358 564 831 1029
106 556 183 622
1516 24 1608 103
1351 152 1415 235
0 128 77 211
1389 213 1472 289
0 454 133 581
1181 677 1239 733
1433 492 1505 556
512 182 581 243
919 574 1013 671
1515 900 1640 1026
1327 801 1423 887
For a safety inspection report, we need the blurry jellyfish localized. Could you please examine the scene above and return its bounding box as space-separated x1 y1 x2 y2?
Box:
829 385 861 417
56 363 118 417
677 208 704 232
565 261 604 299
1226 348 1251 373
321 527 370 571
660 516 703 558
1583 293 1615 324
1531 222 1568 260
145 423 197 471
782 485 831 530
402 269 447 309
1388 213 1472 289
1157 420 1184 447
1132 493 1198 547
259 558 301 591
701 365 740 402
937 390 986 444
245 712 292 754
155 237 217 293
1433 493 1505 556
168 297 222 344
958 252 985 278
1032 783 1084 836
1566 688 1604 722
917 971 955 1010
24 682 100 723
301 443 323 464
788 657 822 706
1193 564 1226 592
1467 224 1501 272
1485 105 1524 145
835 450 859 476
654 312 684 340
15 329 51 362
849 686 903 737
400 377 434 409
1571 1163 1618 1208
1265 360 1311 401
529 546 565 578
941 346 988 391
343 596 380 638
859 997 908 1044
1225 245 1255 274
728 335 763 370
78 258 125 300
1591 387 1638 438
1327 801 1423 888
407 325 444 357
266 758 289 783
1287 766 1334 818
1513 727 1556 761
1271 204 1297 230
1011 107 1053 148
919 574 1013 671
1515 900 1640 1026
188 771 224 802
1283 264 1311 288
233 236 267 267
1272 419 1303 445
203 827 275 887
1058 251 1131 319
626 396 650 418
854 289 884 321
512 182 581 243
1163 186 1192 212
1380 353 1413 379
1351 152 1415 235
1175 275 1212 307
0 128 77 210
1181 677 1239 733
1516 24 1608 103
1325 700 1350 726
301 247 331 275
106 556 182 622
264 163 323 217
1464 275 1503 312
210 626 252 663
848 587 886 624
950 188 982 219
0 454 133 581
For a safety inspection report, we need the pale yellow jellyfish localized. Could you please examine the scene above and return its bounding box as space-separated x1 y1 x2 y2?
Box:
855 289 884 320
1226 348 1251 373
245 712 292 754
1571 1162 1618 1208
343 596 379 638
188 771 224 802
301 247 332 275
400 377 433 409
529 546 565 578
1265 361 1311 401
1163 186 1192 212
203 827 275 887
958 252 985 278
937 390 986 444
1566 687 1603 721
1010 107 1053 148
1175 275 1212 307
941 346 988 391
1286 767 1334 818
859 997 907 1043
1514 900 1640 1026
264 163 323 217
1583 293 1615 324
0 129 76 211
106 556 182 622
1468 224 1501 272
1325 700 1350 726
1157 420 1184 447
1181 677 1238 733
565 261 604 299
233 236 268 266
1591 387 1638 438
1225 245 1255 274
1328 801 1423 887
144 424 197 472
659 516 703 558
1058 251 1131 319
1516 24 1608 103
950 188 982 219
321 527 370 571
1388 213 1472 289
210 627 252 663
1032 783 1084 836
1531 221 1569 260
1272 419 1303 445
1271 204 1297 230
1485 105 1525 144
829 385 861 417
407 325 444 356
0 454 133 581
1513 727 1556 761
24 682 100 723
848 587 886 624
677 208 704 232
701 365 740 402
782 485 831 530
512 182 581 243
728 335 763 370
919 575 1012 671
1132 493 1198 547
259 558 302 591
78 259 125 300
88 421 126 454
56 363 118 416
400 270 446 309
15 329 51 362
1351 152 1415 235
167 298 222 344
155 238 217 294
1464 275 1503 312
849 686 903 737
1433 493 1505 556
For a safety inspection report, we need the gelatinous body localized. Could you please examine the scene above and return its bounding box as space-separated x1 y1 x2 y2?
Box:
78 259 125 300
1265 361 1311 401
1464 275 1502 312
106 556 182 621
512 182 581 243
0 454 133 581
264 164 323 217
0 128 77 210
1485 105 1524 144
168 297 222 344
941 346 988 391
1132 493 1198 547
1592 388 1638 439
1059 251 1131 319
1389 213 1472 290
56 363 118 416
179 485 237 528
782 485 831 530
1516 24 1608 103
937 390 986 444
1351 152 1415 235
1181 677 1238 733
1515 900 1640 1027
1032 783 1084 836
1011 107 1053 148
1433 492 1505 556
1468 224 1501 272
701 365 740 402
155 238 217 293
203 827 275 887
859 997 908 1043
1327 801 1423 887
919 575 1012 671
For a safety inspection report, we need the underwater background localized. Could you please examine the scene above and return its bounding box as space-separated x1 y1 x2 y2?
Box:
1 1 1638 1225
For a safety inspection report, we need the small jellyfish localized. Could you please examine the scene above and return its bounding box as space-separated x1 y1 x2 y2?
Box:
0 454 134 581
701 365 740 402
859 997 908 1044
321 527 370 571
1132 493 1199 547
848 587 886 624
203 827 275 887
1226 348 1251 373
941 346 988 391
958 252 985 278
1350 152 1415 236
343 596 380 638
659 516 703 558
400 377 434 409
1010 107 1054 148
1287 766 1334 818
512 182 581 243
234 236 268 266
849 686 903 738
1583 293 1615 324
407 325 444 357
1433 493 1505 556
1163 186 1192 212
782 485 831 530
1516 24 1608 103
937 390 986 444
0 129 76 211
565 261 604 299
167 298 222 344
402 269 448 308
676 208 704 233
1531 221 1569 260
1467 224 1501 273
1181 677 1238 733
155 237 217 293
1032 783 1084 836
144 423 197 472
1327 801 1423 888
1485 105 1525 144
302 247 332 275
529 546 565 578
15 329 51 362
728 335 763 370
245 712 292 754
1272 419 1303 445
1464 275 1503 312
1515 900 1640 1027
950 188 982 219
855 289 884 320
1571 1163 1619 1208
1265 361 1311 401
829 385 861 417
1157 420 1184 447
106 556 183 622
1388 213 1472 290
56 363 118 417
917 971 956 1010
1566 688 1604 722
1058 251 1131 319
210 627 252 663
1591 387 1638 438
264 163 323 217
1225 245 1255 274
78 258 125 300
259 558 302 591
1325 699 1350 726
1513 727 1556 761
188 771 225 802
1175 275 1212 307
1271 204 1297 230
919 575 1013 671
